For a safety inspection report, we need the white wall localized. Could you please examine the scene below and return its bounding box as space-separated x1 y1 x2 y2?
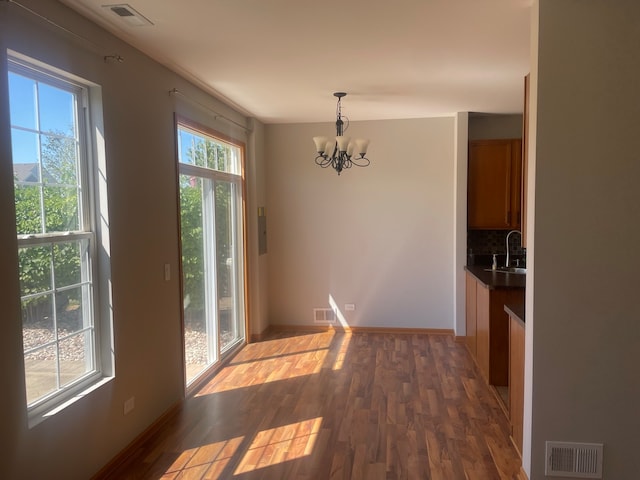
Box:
0 1 266 477
265 118 455 330
246 118 270 338
526 1 640 478
454 112 469 336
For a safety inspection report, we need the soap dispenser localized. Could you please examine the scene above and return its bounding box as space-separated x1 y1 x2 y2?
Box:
492 253 498 270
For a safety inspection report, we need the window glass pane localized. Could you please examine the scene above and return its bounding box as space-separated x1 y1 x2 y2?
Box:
208 142 222 171
178 126 241 174
22 294 54 350
41 134 78 185
178 129 206 167
53 241 82 287
11 128 40 168
180 174 209 379
215 181 237 350
59 331 92 388
14 185 43 235
56 287 84 336
8 72 37 130
19 246 52 296
44 186 79 233
24 344 57 404
38 83 76 136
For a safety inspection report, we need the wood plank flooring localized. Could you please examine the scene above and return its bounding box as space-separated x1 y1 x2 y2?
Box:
100 331 523 479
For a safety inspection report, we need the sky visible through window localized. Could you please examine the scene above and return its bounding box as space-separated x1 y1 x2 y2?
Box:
9 71 76 166
177 128 201 165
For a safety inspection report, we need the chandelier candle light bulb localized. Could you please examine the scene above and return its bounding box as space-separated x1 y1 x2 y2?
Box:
312 92 371 175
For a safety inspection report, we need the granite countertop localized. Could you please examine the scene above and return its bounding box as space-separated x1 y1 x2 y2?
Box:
504 302 525 324
464 264 526 290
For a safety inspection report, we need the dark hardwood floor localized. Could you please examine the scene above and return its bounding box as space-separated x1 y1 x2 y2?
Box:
99 331 524 479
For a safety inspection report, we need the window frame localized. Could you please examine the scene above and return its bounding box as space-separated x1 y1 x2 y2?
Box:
176 118 248 387
8 53 105 421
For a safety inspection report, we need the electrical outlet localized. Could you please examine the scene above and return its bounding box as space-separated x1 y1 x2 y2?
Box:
124 396 135 415
345 303 356 311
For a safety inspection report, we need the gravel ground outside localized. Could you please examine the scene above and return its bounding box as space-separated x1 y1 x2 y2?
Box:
22 309 237 402
23 316 234 365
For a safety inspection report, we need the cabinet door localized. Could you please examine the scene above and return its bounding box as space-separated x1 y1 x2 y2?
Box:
475 283 491 382
465 272 477 356
488 288 524 387
468 139 521 230
510 139 522 229
509 316 525 455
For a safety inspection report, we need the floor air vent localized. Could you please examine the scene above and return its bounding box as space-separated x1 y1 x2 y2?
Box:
545 441 603 478
313 308 336 324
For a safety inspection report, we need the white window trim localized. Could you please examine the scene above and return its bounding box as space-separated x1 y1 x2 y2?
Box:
8 51 113 426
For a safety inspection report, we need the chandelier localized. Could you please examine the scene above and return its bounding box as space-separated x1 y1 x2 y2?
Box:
312 92 370 175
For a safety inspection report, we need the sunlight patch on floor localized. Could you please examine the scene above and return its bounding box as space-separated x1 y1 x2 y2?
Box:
163 436 244 477
331 332 352 370
199 349 329 395
234 417 323 474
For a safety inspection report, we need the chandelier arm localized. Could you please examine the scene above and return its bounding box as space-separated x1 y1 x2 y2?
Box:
315 155 332 167
341 115 350 134
351 156 370 167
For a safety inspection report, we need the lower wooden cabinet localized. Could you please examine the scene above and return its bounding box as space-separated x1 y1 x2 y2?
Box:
509 314 525 455
465 272 477 357
465 273 524 386
475 283 491 382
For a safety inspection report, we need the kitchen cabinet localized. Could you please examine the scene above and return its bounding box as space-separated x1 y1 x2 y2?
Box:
475 282 491 382
465 272 477 356
508 310 525 455
465 270 524 386
468 139 522 230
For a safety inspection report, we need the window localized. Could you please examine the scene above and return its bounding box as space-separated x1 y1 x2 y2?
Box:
177 122 246 385
9 54 105 416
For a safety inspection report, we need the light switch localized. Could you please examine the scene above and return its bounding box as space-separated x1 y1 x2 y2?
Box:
164 263 170 281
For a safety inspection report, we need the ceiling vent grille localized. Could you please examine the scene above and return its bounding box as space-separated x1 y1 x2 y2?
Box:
545 442 603 478
102 4 153 27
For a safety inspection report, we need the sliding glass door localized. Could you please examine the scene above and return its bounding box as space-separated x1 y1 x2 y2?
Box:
177 122 245 385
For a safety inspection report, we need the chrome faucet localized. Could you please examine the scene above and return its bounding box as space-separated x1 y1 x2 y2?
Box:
505 229 522 268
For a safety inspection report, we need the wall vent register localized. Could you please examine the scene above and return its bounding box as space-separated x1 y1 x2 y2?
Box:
545 441 603 478
313 308 336 324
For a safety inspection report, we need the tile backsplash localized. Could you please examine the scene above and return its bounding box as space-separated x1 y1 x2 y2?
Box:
467 230 525 265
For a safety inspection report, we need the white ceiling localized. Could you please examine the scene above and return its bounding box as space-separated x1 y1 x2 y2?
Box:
59 0 532 124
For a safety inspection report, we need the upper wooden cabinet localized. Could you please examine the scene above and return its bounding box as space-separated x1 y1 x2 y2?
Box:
468 139 522 230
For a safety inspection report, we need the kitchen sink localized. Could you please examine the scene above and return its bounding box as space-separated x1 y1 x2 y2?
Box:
484 267 527 275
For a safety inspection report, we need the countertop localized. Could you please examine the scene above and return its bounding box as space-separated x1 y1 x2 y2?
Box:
504 302 525 324
464 264 526 290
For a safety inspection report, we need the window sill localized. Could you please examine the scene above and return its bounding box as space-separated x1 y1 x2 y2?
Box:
28 375 114 429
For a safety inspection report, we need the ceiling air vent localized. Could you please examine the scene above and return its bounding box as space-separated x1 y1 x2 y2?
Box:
102 4 153 27
545 441 603 478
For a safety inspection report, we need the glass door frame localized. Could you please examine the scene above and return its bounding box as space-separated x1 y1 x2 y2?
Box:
175 116 249 391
